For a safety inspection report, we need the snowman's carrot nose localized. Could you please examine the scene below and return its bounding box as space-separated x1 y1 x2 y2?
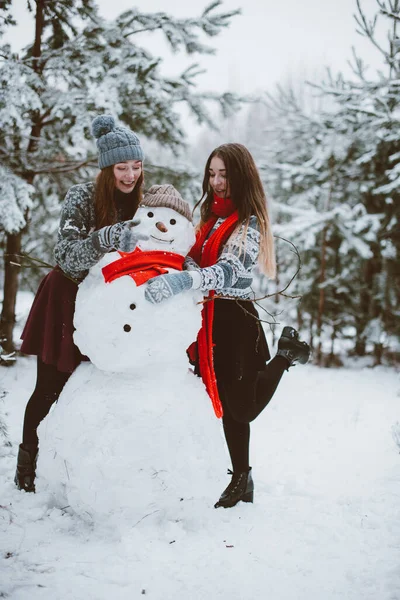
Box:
156 221 168 233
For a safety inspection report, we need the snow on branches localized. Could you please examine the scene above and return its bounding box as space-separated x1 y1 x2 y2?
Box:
0 166 33 235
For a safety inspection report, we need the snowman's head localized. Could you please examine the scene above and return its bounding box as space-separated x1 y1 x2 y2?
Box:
73 252 202 372
136 184 195 256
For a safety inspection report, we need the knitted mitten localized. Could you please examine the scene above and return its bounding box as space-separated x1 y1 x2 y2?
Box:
97 219 148 253
145 271 194 304
183 256 201 271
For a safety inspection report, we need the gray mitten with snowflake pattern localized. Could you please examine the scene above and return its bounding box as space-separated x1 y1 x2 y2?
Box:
144 271 194 304
97 219 148 253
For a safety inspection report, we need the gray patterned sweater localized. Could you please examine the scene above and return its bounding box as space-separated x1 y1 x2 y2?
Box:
184 215 261 299
54 182 109 281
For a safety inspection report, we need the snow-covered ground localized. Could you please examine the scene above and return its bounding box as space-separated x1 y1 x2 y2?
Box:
1 356 399 600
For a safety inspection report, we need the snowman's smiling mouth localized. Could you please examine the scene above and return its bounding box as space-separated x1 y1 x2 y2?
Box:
150 235 174 244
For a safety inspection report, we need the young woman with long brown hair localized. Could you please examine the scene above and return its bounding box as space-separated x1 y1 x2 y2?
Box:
145 143 310 509
15 115 147 492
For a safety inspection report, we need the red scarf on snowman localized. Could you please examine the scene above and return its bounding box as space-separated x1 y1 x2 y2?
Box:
102 248 185 285
187 193 239 419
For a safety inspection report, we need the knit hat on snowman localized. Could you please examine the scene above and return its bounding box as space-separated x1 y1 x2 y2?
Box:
102 183 195 285
91 115 144 169
142 184 192 223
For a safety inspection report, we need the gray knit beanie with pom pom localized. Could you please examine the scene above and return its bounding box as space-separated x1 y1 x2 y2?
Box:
91 115 144 169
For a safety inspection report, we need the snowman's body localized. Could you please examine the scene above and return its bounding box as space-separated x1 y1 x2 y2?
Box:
36 205 225 526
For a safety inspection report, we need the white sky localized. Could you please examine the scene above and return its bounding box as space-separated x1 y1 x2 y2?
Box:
7 0 389 94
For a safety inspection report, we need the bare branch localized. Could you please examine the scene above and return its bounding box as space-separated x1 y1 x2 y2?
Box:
29 157 97 175
197 235 302 326
6 254 78 283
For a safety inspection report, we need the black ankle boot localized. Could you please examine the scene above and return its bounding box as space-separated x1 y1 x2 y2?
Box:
14 444 38 493
277 326 310 366
214 468 254 509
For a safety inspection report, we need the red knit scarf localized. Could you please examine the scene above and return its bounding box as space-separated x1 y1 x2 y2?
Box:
102 247 184 285
212 193 235 217
188 204 239 418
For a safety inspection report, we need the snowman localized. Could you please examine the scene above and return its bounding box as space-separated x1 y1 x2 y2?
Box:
36 185 225 527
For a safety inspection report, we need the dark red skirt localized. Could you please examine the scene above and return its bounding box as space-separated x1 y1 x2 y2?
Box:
20 267 85 373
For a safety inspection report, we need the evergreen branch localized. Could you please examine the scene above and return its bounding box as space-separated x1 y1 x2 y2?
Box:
355 0 391 59
377 0 400 21
21 31 86 65
347 46 368 80
123 25 169 37
119 4 241 55
380 8 400 20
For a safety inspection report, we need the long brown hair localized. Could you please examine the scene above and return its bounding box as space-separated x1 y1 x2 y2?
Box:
94 166 144 229
194 143 276 278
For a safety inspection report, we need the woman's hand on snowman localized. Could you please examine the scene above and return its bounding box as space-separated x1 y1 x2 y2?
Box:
144 271 201 304
183 256 201 272
97 219 149 253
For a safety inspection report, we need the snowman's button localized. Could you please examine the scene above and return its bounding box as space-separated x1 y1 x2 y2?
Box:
130 303 136 310
123 324 132 332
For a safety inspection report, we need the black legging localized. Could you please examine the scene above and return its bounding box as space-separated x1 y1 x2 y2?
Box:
217 355 287 473
22 358 72 447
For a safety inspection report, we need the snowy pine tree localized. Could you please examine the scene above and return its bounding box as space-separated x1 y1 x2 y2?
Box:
307 0 400 363
255 1 400 365
0 0 243 356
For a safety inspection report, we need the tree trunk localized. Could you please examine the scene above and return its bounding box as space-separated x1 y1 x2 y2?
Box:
309 313 314 352
373 343 383 366
328 324 337 368
327 241 341 367
316 157 335 365
316 225 327 365
297 304 303 333
272 241 281 346
0 0 44 360
0 232 22 356
354 253 381 356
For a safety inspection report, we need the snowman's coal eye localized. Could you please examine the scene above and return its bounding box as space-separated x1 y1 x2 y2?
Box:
147 211 154 218
170 218 176 225
123 324 131 332
130 303 136 310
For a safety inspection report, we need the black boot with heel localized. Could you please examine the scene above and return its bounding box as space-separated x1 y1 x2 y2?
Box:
14 444 38 493
277 326 310 367
214 467 254 509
